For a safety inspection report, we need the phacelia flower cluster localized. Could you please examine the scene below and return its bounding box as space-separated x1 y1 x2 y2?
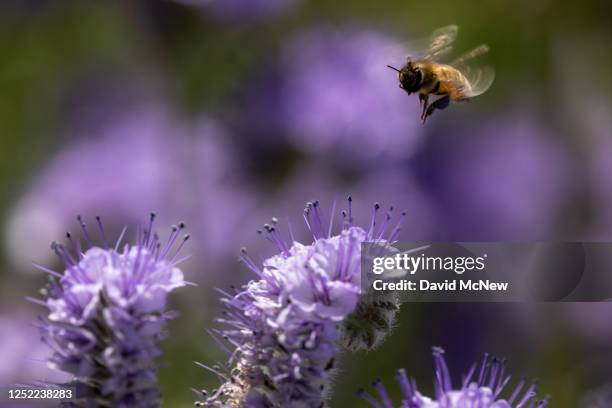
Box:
30 214 188 407
196 198 405 407
359 347 550 408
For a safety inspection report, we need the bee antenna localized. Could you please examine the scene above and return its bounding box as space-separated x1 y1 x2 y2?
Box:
386 65 401 73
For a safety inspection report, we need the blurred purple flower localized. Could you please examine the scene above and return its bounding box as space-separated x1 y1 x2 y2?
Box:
414 112 572 239
565 302 612 343
0 311 68 386
280 27 423 160
32 214 187 406
5 105 253 275
186 120 257 261
360 347 549 408
588 121 612 238
6 104 182 271
582 385 612 408
197 199 404 407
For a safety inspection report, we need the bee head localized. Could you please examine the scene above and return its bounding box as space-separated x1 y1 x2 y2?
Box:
400 64 423 94
387 62 422 94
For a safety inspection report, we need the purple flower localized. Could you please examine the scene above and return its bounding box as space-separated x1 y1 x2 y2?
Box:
187 120 257 263
564 302 612 343
280 27 423 160
5 104 184 271
243 161 435 254
5 105 253 274
196 198 404 407
359 347 549 408
414 112 572 239
0 312 69 386
589 126 612 239
30 214 187 407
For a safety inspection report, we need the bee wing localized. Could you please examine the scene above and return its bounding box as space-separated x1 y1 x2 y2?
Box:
451 44 494 97
376 25 459 71
450 44 490 67
425 24 459 61
460 65 495 97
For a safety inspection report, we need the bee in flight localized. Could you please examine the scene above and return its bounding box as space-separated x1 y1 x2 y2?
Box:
387 25 494 123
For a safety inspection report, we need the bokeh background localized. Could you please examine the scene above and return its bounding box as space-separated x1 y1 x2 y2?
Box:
1 0 612 406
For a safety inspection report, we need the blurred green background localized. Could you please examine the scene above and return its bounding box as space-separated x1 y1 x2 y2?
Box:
1 1 612 406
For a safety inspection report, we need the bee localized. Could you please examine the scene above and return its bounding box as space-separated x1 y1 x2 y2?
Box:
387 25 495 123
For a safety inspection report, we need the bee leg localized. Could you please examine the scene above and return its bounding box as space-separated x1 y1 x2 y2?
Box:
419 94 428 108
419 94 429 121
423 94 450 123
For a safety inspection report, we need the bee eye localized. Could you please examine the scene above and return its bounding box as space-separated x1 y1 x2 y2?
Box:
412 69 422 84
